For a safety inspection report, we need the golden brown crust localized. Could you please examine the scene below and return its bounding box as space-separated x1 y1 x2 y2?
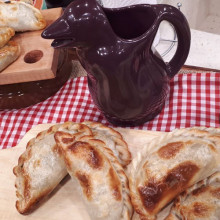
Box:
138 161 199 214
68 141 104 169
0 27 15 48
157 142 184 159
0 40 20 71
108 167 122 201
55 134 133 220
13 122 92 214
166 172 220 220
13 121 130 215
75 171 93 201
0 1 46 32
129 129 220 220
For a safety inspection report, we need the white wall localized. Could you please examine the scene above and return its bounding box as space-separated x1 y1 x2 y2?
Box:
160 0 209 29
209 0 220 17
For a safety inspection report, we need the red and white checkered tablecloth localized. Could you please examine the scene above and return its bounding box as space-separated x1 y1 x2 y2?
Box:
0 73 220 149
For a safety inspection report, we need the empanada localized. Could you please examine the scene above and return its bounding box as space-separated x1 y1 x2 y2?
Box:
172 127 220 146
19 0 34 5
55 134 133 220
14 121 131 214
0 41 20 72
0 1 46 32
129 131 220 220
13 122 92 214
166 172 220 220
0 27 15 48
82 121 131 166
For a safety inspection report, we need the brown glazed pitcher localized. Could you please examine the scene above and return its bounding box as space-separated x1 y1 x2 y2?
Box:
42 0 190 126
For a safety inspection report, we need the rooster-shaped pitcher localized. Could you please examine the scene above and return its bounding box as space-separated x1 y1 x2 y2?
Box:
42 0 190 126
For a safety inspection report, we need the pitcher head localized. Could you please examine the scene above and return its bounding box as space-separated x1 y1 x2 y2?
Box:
42 0 105 48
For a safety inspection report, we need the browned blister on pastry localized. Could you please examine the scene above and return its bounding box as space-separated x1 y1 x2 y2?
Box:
0 27 15 48
55 134 133 220
129 130 220 220
13 122 92 214
0 41 20 72
165 172 220 220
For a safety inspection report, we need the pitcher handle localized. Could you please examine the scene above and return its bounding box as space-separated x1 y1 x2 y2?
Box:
152 4 191 79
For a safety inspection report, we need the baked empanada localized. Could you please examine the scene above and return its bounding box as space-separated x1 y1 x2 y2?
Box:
166 172 220 220
82 121 131 166
0 1 46 32
13 122 92 214
55 135 133 220
0 27 15 48
172 127 220 146
129 131 220 220
19 0 34 5
0 41 20 72
14 121 131 214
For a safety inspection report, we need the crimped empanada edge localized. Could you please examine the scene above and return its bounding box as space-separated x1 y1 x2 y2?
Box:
13 124 62 213
82 121 132 166
89 138 133 219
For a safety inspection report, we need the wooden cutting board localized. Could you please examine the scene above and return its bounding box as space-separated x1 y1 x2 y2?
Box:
0 8 62 85
0 124 166 219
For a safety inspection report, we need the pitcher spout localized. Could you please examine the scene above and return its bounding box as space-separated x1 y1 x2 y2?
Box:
41 0 117 49
42 13 77 48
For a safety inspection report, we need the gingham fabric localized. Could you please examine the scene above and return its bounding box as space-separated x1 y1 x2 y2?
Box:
0 73 220 149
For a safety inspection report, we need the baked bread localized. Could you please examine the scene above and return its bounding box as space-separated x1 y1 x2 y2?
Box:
55 134 133 220
129 130 220 220
0 1 46 32
0 41 20 72
82 121 131 166
0 27 15 48
13 122 92 214
165 172 220 220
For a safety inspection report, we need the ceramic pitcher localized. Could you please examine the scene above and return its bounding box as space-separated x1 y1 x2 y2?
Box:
42 0 191 126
